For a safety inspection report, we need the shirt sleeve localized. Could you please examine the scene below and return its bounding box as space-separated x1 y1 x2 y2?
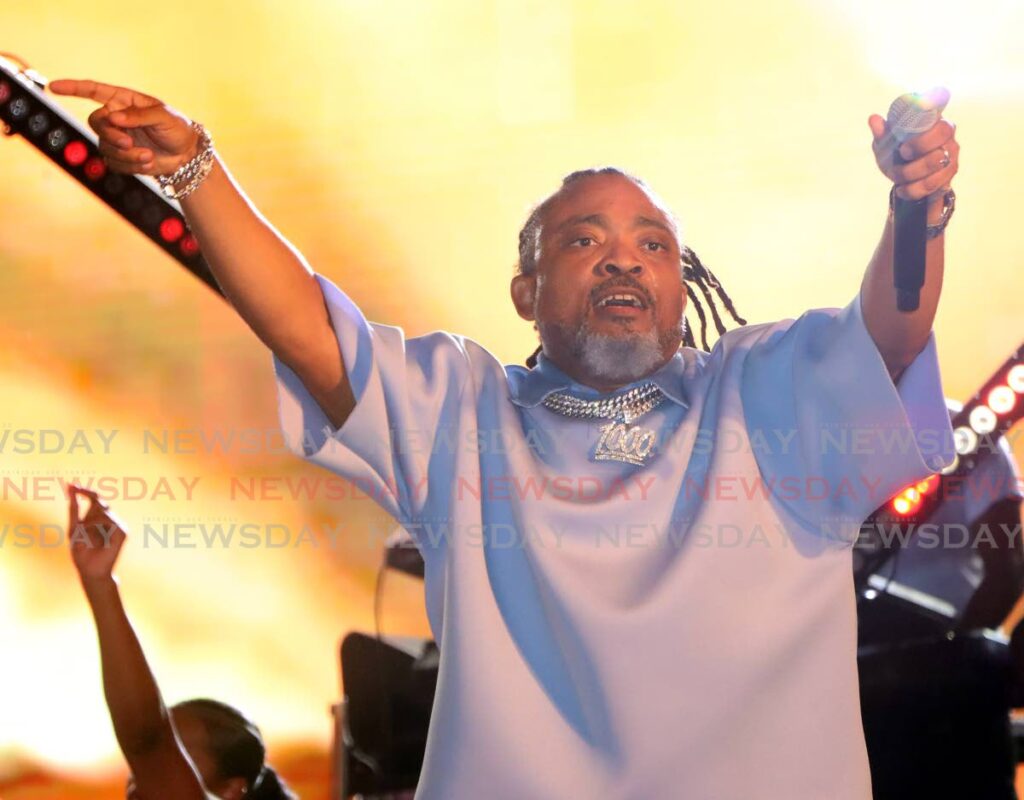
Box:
272 274 472 526
740 292 957 541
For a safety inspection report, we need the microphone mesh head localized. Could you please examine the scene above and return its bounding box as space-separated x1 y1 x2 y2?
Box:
886 87 950 143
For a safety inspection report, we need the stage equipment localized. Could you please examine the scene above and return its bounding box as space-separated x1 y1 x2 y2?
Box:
331 633 437 799
0 54 220 294
383 527 425 579
856 343 1024 797
854 341 1024 590
859 630 1017 800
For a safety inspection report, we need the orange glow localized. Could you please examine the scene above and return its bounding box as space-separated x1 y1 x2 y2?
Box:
892 496 913 516
1 0 1023 793
891 485 925 516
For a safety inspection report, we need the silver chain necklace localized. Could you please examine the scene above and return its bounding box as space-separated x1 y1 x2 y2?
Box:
542 382 666 466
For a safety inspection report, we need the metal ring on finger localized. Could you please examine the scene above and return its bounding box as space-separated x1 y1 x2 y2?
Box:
939 147 951 168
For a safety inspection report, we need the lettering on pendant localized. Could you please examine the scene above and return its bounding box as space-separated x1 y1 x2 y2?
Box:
595 422 657 466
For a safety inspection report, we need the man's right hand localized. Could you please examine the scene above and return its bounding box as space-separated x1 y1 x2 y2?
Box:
51 78 355 430
49 79 200 176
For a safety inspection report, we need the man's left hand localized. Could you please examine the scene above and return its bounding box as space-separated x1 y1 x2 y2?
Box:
868 113 960 208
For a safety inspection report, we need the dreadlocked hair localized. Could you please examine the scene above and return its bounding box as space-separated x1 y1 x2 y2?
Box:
680 244 746 351
518 167 746 366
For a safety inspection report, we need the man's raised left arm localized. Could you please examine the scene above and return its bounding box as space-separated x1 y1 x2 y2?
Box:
860 111 960 382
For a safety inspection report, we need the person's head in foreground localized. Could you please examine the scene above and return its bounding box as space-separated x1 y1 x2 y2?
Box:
510 167 745 389
126 698 296 800
66 484 296 800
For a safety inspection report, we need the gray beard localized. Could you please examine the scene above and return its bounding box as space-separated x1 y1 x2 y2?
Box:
540 318 685 385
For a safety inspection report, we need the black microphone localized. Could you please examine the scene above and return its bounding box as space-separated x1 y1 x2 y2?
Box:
886 88 950 312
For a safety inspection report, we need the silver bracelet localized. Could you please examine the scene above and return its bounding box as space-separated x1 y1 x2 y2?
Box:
925 188 956 239
157 122 215 200
887 185 956 239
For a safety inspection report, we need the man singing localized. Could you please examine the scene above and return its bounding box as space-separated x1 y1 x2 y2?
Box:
52 76 959 799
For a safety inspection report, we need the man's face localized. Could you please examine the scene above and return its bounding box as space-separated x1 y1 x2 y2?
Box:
512 173 687 388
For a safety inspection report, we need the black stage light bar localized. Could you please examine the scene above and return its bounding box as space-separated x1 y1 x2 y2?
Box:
0 54 222 296
854 341 1024 590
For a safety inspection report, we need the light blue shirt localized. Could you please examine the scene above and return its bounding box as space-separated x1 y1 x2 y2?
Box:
274 274 955 799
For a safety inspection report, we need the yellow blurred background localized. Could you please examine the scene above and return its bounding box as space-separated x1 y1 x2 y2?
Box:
1 0 1022 797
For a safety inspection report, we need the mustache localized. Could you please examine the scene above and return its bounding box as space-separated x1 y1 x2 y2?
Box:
588 275 655 308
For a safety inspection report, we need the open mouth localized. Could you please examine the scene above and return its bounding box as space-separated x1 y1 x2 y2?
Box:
594 291 649 311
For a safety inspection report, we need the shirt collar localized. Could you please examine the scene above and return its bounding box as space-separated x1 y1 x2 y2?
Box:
508 351 691 410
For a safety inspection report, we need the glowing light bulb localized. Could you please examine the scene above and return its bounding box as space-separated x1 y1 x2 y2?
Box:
954 426 978 455
988 385 1015 414
1008 365 1024 394
159 217 185 243
83 157 106 181
63 141 88 166
180 234 200 257
969 405 997 435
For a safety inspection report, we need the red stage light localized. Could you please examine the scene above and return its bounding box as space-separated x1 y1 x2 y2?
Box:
83 156 106 181
179 234 200 257
159 217 185 243
890 484 925 516
63 141 88 166
892 496 913 515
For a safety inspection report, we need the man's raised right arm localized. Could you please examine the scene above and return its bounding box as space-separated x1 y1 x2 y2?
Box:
49 78 354 428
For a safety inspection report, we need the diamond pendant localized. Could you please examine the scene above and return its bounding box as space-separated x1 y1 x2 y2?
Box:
593 420 658 466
